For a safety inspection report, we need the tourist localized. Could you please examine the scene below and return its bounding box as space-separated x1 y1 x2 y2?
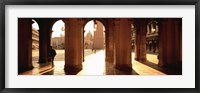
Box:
48 46 57 67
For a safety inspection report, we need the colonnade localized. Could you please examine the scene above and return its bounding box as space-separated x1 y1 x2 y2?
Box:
18 18 182 74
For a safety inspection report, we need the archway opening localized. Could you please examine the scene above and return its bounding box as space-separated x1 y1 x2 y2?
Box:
79 19 105 75
32 19 39 67
146 20 159 65
51 20 65 66
131 24 136 63
130 20 164 75
83 20 105 59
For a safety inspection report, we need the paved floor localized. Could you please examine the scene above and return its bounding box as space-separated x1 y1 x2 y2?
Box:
20 50 181 75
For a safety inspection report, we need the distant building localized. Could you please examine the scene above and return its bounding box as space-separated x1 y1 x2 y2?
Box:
92 21 105 49
84 31 93 49
51 34 65 49
84 20 105 50
131 20 158 54
146 20 158 53
32 28 39 50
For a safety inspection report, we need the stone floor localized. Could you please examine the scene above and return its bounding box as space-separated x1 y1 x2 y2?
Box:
20 50 182 75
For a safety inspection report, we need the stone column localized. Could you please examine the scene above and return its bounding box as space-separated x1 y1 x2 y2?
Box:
105 19 114 63
50 30 53 46
18 18 33 74
146 41 149 52
134 19 147 62
174 19 182 66
47 28 52 54
38 20 49 63
179 20 182 64
156 25 159 32
113 19 132 70
158 18 182 67
63 18 83 72
83 30 85 62
147 25 150 34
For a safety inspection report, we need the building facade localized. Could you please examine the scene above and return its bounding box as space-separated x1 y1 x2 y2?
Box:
84 31 93 49
131 20 158 54
32 28 39 50
93 20 105 49
51 34 65 49
84 20 105 50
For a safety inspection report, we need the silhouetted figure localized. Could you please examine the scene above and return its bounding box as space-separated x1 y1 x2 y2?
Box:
48 46 57 67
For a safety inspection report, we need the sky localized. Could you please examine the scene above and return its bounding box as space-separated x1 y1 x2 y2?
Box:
84 20 95 37
32 20 97 38
32 20 39 30
52 20 65 37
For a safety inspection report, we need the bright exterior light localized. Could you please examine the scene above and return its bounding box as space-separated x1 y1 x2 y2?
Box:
152 28 156 33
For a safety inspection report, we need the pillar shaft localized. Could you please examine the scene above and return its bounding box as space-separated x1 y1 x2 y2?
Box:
105 20 114 62
18 18 33 74
158 18 182 67
134 19 147 62
114 19 132 70
38 20 50 63
63 18 83 72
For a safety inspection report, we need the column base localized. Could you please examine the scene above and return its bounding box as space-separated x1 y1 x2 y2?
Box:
158 62 182 68
158 62 182 75
64 64 82 75
134 57 147 62
18 66 34 74
115 64 132 71
38 59 48 63
105 57 114 63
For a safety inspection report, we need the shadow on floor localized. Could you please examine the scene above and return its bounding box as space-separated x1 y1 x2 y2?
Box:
42 68 81 75
42 62 139 75
104 62 139 75
140 60 182 75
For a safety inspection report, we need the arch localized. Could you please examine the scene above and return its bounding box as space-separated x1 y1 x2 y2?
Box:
83 19 106 63
146 19 159 65
32 19 40 30
50 18 63 30
83 18 108 31
51 20 65 38
32 18 41 30
32 19 40 67
50 19 65 65
147 19 159 34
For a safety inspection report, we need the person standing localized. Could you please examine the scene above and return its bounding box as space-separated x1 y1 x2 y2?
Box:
48 46 57 67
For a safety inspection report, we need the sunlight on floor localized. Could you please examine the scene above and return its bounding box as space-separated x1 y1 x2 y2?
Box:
77 50 105 75
23 50 167 75
132 61 166 75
